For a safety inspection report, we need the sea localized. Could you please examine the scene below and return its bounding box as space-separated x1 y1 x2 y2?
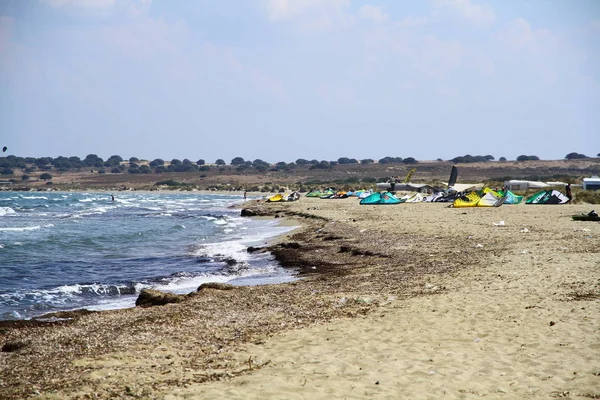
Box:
0 191 298 321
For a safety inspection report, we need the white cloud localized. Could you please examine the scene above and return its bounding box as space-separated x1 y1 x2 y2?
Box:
498 18 559 51
397 16 429 28
41 0 116 8
496 18 580 85
434 0 495 27
265 0 349 21
264 0 354 31
358 4 388 24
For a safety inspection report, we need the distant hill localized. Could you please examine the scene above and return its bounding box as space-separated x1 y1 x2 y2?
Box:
1 158 598 192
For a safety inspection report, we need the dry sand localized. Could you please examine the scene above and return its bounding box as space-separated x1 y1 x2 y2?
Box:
1 197 598 399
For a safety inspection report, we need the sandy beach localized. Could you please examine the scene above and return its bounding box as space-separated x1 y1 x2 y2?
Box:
1 196 598 399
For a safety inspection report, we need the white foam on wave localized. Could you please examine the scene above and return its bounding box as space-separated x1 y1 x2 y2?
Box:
193 221 298 264
84 297 137 312
21 195 48 200
0 225 41 232
152 274 232 294
0 207 16 216
197 239 252 262
77 205 113 217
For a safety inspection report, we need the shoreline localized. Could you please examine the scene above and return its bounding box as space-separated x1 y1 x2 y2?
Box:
1 198 598 399
0 198 302 324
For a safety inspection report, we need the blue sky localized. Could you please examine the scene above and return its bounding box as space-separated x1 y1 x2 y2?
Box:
1 0 599 163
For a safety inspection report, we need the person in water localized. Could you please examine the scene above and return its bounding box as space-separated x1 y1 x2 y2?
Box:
243 191 247 201
111 194 115 202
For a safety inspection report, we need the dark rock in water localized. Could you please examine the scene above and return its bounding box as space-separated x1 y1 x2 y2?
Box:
135 289 186 307
241 208 259 217
2 340 28 353
223 257 238 266
197 282 236 292
247 246 264 253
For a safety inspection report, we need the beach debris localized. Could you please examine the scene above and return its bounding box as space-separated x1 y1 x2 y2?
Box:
520 250 529 254
520 228 530 233
549 321 556 326
135 289 186 307
467 235 473 239
493 220 505 227
355 297 373 304
475 243 484 248
474 337 482 342
280 242 301 249
574 228 591 232
197 282 236 291
1 340 29 353
424 283 440 292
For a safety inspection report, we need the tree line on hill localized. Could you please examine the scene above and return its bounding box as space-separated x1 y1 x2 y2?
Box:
0 152 598 179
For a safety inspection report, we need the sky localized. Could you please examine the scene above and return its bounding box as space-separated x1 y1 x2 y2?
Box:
0 0 599 163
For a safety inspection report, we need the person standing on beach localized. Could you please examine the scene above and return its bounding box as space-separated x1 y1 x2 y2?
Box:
565 183 573 204
243 191 247 202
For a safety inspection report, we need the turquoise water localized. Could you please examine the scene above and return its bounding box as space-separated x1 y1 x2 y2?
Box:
0 191 297 320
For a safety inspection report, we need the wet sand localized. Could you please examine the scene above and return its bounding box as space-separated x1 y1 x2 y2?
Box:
1 197 598 399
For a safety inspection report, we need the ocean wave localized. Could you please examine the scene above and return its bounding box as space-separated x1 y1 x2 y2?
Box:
0 207 16 216
21 196 48 200
0 225 41 232
0 192 295 320
8 283 138 301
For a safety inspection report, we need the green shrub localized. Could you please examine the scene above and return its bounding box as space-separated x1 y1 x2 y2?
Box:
574 190 600 204
155 180 187 187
